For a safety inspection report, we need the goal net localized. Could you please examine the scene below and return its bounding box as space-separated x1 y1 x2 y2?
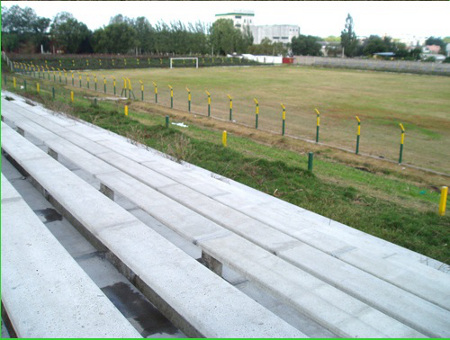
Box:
170 57 198 69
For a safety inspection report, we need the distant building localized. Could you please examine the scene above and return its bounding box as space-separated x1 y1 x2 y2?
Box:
215 10 300 46
250 25 300 45
215 10 255 31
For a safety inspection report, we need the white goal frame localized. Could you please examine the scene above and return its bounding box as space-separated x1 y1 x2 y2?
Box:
170 57 198 69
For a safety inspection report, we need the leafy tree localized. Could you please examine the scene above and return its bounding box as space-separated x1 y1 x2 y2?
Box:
291 35 322 56
362 35 386 55
247 38 287 56
50 12 91 53
92 23 137 54
340 13 358 57
209 19 246 55
1 5 50 52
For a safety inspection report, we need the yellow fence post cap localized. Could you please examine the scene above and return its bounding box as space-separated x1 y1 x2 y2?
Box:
315 108 320 115
355 116 361 123
253 98 258 105
399 123 405 132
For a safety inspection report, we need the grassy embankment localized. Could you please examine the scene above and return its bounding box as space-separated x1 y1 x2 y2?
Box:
2 66 449 265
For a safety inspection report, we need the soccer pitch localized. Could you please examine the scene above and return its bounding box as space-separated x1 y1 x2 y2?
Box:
83 65 450 173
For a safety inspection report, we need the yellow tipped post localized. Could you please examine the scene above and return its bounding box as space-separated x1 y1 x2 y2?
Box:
168 85 174 108
281 103 286 136
186 87 191 112
355 116 361 154
439 186 448 216
36 83 40 94
205 90 211 116
399 123 405 164
254 98 259 129
124 105 129 116
315 108 320 142
222 130 227 147
70 91 74 102
153 81 158 103
227 94 233 121
139 80 144 101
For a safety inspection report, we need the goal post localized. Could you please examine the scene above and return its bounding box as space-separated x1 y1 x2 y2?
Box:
170 57 198 69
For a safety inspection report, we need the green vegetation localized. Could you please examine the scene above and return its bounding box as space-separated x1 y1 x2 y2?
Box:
2 70 449 265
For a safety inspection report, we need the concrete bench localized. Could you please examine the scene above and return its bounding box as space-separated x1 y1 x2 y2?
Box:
1 123 305 338
1 120 427 337
1 174 141 338
4 101 449 320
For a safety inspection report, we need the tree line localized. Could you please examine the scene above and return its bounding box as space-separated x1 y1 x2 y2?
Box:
1 5 253 56
2 6 448 60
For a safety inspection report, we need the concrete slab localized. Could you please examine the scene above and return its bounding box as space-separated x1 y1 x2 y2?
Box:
2 123 306 338
198 233 423 338
1 175 141 338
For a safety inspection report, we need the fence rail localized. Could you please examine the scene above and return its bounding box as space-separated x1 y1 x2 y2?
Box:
294 56 450 76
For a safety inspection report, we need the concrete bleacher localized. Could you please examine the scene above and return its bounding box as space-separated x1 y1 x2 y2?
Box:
1 122 305 338
1 174 141 338
2 91 450 337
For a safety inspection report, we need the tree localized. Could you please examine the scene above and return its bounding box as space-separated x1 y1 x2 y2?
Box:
1 5 50 52
340 13 358 57
92 23 137 54
50 12 91 53
362 35 386 55
291 35 322 56
209 19 244 55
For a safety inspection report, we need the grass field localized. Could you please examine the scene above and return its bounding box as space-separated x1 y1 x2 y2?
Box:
77 65 450 174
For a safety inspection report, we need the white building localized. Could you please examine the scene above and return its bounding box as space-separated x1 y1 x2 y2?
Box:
250 25 300 45
215 10 255 31
215 10 300 45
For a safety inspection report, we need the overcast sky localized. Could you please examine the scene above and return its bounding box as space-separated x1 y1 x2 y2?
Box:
3 1 449 39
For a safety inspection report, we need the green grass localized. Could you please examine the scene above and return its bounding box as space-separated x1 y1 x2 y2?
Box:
72 65 450 174
3 69 449 265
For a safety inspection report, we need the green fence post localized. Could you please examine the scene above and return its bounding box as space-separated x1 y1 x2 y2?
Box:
153 82 158 103
355 116 361 154
315 108 320 143
52 87 55 100
281 103 286 136
227 94 233 121
254 98 259 129
206 91 211 117
168 85 173 108
399 123 405 164
186 87 191 112
165 115 169 128
308 152 314 172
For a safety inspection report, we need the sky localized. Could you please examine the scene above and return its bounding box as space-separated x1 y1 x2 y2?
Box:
3 1 450 39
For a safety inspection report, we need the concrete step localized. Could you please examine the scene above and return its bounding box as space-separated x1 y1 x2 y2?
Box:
1 118 427 336
1 174 141 338
1 122 306 338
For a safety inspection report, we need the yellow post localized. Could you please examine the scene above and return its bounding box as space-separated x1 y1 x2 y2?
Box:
281 103 286 136
227 94 233 121
439 186 448 216
13 77 16 88
222 130 227 147
36 83 40 93
152 81 158 103
139 80 144 101
315 108 320 142
70 91 74 102
124 105 129 116
168 85 174 108
399 123 405 164
254 98 259 128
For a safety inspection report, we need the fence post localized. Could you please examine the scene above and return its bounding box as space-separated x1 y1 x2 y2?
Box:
112 77 116 95
222 130 227 147
140 81 144 101
168 85 173 108
52 87 55 100
186 87 191 112
13 77 16 89
36 83 40 94
227 94 233 121
254 98 259 129
104 77 107 94
355 116 361 154
165 115 169 128
439 186 448 216
124 105 128 116
205 90 211 116
281 103 286 136
153 82 158 103
315 108 320 142
398 123 405 164
308 152 314 172
71 91 74 103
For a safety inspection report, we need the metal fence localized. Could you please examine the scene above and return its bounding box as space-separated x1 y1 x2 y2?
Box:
294 56 450 76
